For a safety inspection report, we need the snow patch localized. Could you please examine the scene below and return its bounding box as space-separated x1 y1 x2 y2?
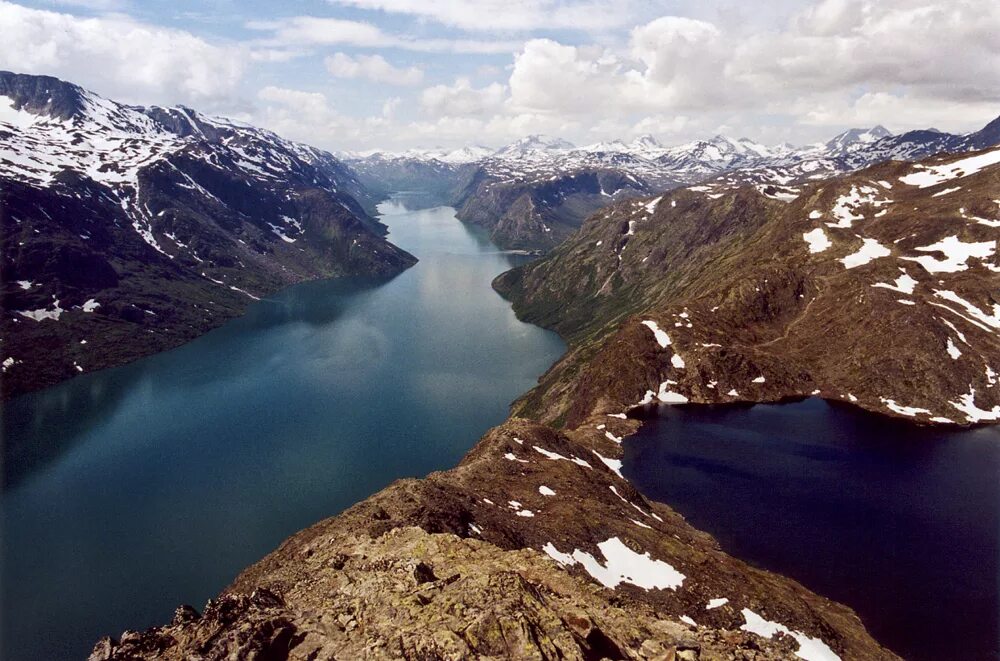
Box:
881 398 931 417
543 537 685 591
641 320 671 348
802 228 832 253
592 449 623 478
872 271 917 294
949 386 1000 423
899 148 1000 188
840 237 890 269
903 236 995 274
740 609 841 661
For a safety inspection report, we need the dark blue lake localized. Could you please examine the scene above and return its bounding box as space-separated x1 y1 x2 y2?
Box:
625 399 1000 661
1 195 566 660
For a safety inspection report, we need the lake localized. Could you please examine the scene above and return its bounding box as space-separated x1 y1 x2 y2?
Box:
5 197 997 661
625 399 1000 661
0 195 566 660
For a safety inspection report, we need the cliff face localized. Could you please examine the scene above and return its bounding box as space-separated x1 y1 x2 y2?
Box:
0 73 415 398
92 418 897 661
496 147 1000 428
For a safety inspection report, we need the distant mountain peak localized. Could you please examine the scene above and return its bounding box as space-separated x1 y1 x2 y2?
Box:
825 125 893 153
630 133 662 149
497 134 575 156
0 70 87 121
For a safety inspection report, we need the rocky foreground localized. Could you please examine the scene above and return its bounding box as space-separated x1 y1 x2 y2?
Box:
92 418 895 660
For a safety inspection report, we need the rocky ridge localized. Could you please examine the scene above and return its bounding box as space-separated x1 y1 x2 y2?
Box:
92 417 896 660
0 72 416 398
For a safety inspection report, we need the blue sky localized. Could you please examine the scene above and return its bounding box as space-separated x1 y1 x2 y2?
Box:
2 0 998 151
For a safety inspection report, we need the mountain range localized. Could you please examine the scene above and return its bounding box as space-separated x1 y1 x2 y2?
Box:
4 71 996 661
0 72 415 398
347 117 1000 251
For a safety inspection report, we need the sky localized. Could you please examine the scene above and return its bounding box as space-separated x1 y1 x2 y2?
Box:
1 0 998 152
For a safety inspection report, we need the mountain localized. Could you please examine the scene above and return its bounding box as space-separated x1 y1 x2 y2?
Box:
345 152 472 206
653 134 786 179
494 133 576 159
453 166 653 251
823 125 893 156
0 72 416 398
346 116 1000 252
495 144 1000 427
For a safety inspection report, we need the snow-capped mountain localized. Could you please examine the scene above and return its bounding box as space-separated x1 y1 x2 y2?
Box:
822 125 893 156
346 116 1000 252
351 116 1000 193
1 71 414 398
493 134 576 159
343 145 492 165
652 135 789 179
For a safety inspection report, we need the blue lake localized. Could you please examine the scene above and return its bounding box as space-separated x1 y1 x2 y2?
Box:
625 399 1000 661
1 195 566 660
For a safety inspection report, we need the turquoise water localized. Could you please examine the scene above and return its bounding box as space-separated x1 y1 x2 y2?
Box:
1 194 566 660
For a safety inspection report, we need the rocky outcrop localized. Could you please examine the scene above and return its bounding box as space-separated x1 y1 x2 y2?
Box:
92 418 897 660
496 147 1000 427
0 72 416 398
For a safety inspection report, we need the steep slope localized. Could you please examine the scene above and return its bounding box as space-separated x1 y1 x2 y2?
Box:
496 146 1000 428
454 166 654 251
92 417 897 661
0 72 416 398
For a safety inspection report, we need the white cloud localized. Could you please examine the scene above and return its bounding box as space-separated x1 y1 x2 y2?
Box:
0 1 244 108
793 91 1000 132
9 0 999 152
734 0 1000 102
505 1 1000 132
253 85 407 152
246 16 389 48
246 15 520 54
257 86 333 120
325 0 645 33
624 16 737 109
421 77 505 116
381 96 401 118
325 53 423 86
508 39 620 115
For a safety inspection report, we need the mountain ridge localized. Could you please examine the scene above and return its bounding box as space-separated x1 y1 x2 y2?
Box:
494 145 1000 428
346 114 1000 251
0 72 416 398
